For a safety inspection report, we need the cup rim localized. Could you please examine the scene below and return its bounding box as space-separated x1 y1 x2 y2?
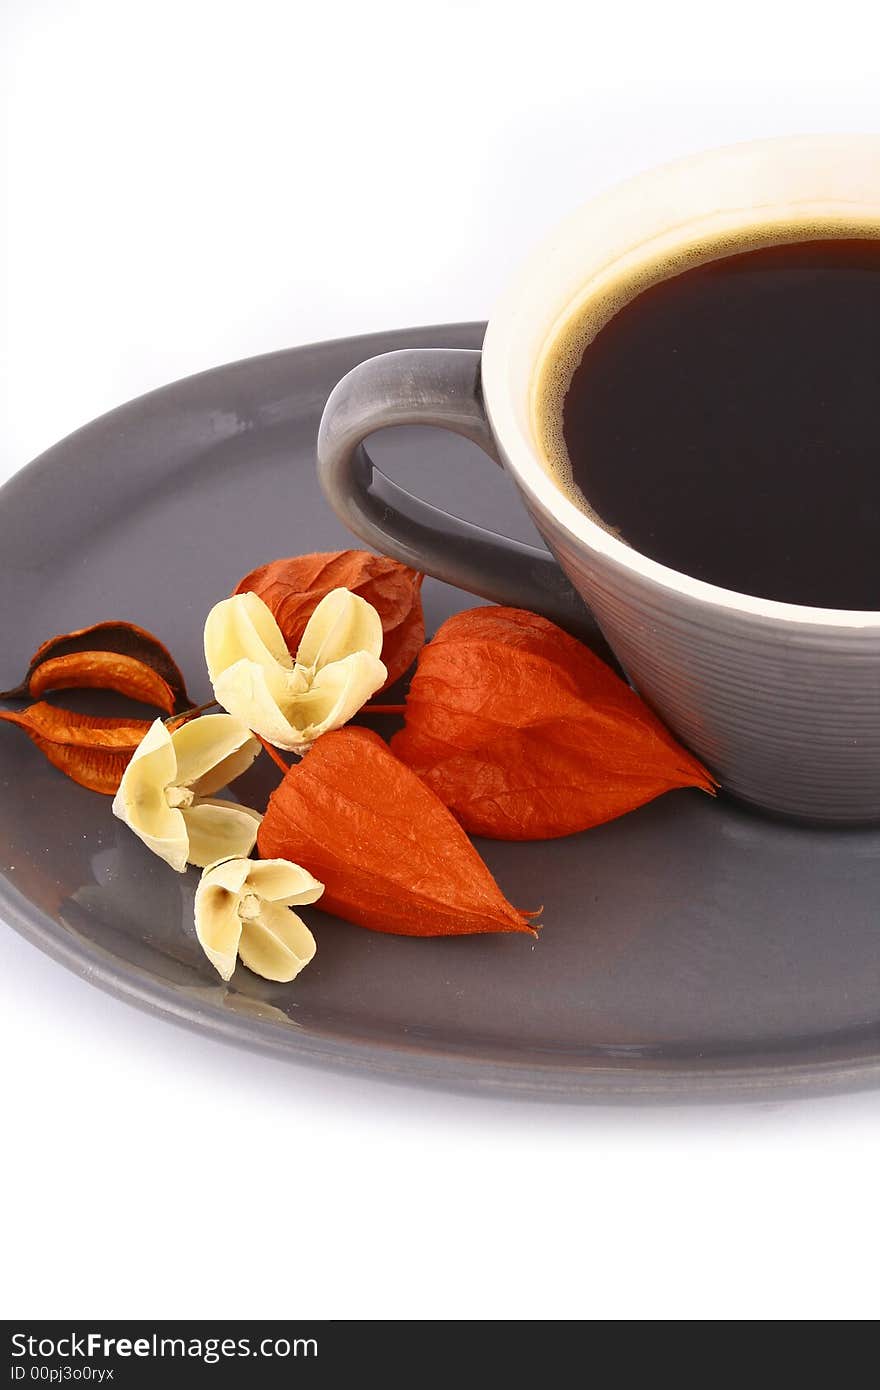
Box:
481 134 880 632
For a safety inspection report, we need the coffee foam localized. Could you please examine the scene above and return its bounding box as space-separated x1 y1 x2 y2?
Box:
533 216 880 523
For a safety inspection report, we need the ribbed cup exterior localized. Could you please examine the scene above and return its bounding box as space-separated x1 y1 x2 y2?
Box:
479 139 880 826
530 499 880 824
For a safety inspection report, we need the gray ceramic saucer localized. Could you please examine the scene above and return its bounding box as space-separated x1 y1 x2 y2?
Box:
2 323 880 1103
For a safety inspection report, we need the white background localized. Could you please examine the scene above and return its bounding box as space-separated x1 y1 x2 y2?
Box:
3 0 880 1322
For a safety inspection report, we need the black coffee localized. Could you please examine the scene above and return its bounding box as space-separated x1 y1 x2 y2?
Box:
539 235 880 609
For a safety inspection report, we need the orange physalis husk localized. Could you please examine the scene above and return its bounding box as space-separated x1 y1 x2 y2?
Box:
233 550 424 690
391 606 717 840
0 621 191 715
257 726 537 938
0 702 153 794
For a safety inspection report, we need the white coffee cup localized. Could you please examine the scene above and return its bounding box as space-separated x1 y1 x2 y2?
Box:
318 135 880 824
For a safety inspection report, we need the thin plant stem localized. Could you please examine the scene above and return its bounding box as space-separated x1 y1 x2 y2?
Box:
165 698 220 726
256 735 291 775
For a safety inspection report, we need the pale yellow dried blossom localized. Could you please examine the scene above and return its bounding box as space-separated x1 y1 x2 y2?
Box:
112 715 262 872
194 856 323 982
204 588 386 751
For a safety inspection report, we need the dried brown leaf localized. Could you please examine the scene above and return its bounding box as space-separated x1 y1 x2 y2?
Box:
0 621 191 713
0 702 152 794
391 606 717 839
257 726 535 937
234 551 424 690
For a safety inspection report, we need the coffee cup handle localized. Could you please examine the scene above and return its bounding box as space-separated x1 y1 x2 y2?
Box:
317 346 611 654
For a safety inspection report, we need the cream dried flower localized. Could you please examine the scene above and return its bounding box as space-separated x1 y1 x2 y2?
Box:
204 587 386 751
112 715 262 872
194 856 323 982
